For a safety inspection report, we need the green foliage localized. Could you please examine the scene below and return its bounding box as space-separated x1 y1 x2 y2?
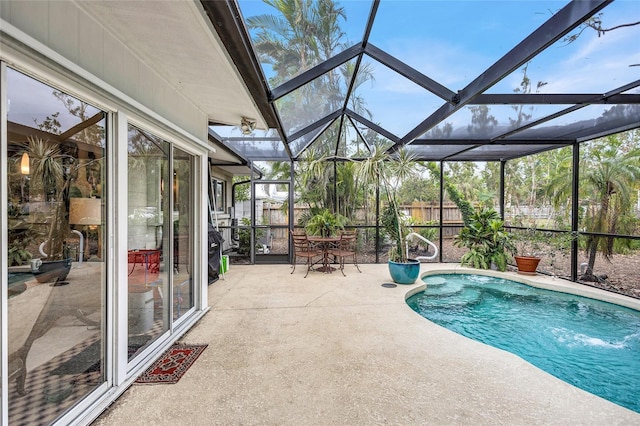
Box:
8 245 32 266
7 210 35 266
380 204 411 261
232 176 250 202
237 217 265 255
297 205 319 227
295 149 333 211
397 177 438 204
446 181 475 226
356 146 418 262
23 136 72 260
237 217 251 255
411 221 438 246
424 162 474 226
578 136 640 277
305 208 346 237
513 228 577 260
454 208 515 272
513 227 550 257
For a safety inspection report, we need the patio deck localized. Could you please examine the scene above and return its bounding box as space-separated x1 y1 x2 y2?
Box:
94 264 640 425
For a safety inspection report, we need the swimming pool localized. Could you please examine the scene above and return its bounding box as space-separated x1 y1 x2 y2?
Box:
406 273 640 413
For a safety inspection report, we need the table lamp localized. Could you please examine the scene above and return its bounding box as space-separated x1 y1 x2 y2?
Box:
69 197 102 261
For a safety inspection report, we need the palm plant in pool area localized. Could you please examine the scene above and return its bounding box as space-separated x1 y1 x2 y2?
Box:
355 146 418 262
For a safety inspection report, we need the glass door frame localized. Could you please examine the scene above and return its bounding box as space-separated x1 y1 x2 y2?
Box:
120 117 205 374
251 180 291 264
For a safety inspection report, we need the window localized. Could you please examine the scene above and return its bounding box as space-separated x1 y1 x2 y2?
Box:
212 179 225 212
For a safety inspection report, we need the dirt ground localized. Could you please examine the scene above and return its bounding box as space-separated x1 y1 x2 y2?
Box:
432 240 640 300
230 238 640 300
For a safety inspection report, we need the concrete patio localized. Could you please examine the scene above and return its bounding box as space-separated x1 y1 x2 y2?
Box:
94 264 640 425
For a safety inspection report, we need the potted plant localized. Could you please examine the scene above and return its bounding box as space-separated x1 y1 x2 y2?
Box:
513 227 545 275
454 207 515 272
512 228 578 275
305 208 346 237
21 136 89 283
356 146 420 284
7 197 34 266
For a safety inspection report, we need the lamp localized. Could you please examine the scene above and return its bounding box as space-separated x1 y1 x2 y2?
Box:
69 198 102 226
240 117 257 135
69 198 102 261
20 152 30 175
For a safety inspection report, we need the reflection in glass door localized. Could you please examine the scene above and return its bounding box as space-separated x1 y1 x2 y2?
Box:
126 125 170 359
5 68 107 424
172 147 194 320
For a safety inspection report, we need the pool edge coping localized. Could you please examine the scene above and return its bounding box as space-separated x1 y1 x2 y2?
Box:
405 264 640 312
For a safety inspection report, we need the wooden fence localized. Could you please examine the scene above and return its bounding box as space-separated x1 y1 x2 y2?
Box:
249 202 465 239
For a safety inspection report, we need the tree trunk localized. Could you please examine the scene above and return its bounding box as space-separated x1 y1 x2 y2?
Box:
582 236 599 281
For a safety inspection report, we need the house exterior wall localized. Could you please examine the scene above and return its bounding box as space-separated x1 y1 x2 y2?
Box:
210 166 234 252
0 0 207 140
1 2 211 425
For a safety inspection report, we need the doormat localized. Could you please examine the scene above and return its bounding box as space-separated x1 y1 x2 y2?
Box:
135 343 207 384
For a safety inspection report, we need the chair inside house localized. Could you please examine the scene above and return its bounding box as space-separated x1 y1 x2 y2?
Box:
290 230 322 278
329 229 361 276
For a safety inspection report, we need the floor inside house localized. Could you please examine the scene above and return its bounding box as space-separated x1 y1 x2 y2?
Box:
93 263 640 425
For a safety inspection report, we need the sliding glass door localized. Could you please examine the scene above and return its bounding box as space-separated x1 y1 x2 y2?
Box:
5 67 107 425
172 147 194 320
126 127 196 358
126 125 170 359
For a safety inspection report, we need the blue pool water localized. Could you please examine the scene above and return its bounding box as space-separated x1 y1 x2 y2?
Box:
406 273 640 413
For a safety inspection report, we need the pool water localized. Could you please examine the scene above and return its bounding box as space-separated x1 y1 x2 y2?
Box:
406 274 640 413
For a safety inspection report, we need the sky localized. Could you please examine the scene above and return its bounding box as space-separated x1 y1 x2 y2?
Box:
237 0 640 138
7 68 103 135
7 0 639 145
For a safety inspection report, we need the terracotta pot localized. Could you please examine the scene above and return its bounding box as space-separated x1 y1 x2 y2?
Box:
514 255 541 275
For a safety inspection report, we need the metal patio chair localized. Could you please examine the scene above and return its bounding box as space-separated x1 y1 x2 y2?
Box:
329 229 361 276
290 230 322 278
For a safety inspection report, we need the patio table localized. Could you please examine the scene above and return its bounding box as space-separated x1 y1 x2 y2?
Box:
127 249 161 285
307 236 340 273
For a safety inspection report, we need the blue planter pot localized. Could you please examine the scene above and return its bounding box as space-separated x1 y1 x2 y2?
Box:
34 258 72 284
388 259 421 284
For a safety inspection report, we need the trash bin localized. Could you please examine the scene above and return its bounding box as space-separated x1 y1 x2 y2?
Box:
220 254 229 274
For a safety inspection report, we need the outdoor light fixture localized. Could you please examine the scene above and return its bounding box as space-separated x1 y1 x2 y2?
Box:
240 117 257 135
20 152 30 175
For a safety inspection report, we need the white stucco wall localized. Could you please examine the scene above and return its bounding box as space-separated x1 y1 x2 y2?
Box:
0 0 207 140
210 167 234 252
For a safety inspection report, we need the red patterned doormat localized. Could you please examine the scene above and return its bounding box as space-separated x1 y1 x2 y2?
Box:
135 344 207 384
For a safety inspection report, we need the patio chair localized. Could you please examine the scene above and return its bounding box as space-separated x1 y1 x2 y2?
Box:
290 230 322 278
329 229 361 276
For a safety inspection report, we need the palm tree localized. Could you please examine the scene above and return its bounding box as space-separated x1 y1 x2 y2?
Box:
579 139 640 280
23 136 72 260
547 135 640 280
355 146 418 262
295 147 333 213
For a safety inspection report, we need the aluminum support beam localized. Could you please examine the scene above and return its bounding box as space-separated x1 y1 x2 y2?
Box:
399 0 612 146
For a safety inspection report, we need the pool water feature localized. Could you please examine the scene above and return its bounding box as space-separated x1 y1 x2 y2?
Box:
406 273 640 413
